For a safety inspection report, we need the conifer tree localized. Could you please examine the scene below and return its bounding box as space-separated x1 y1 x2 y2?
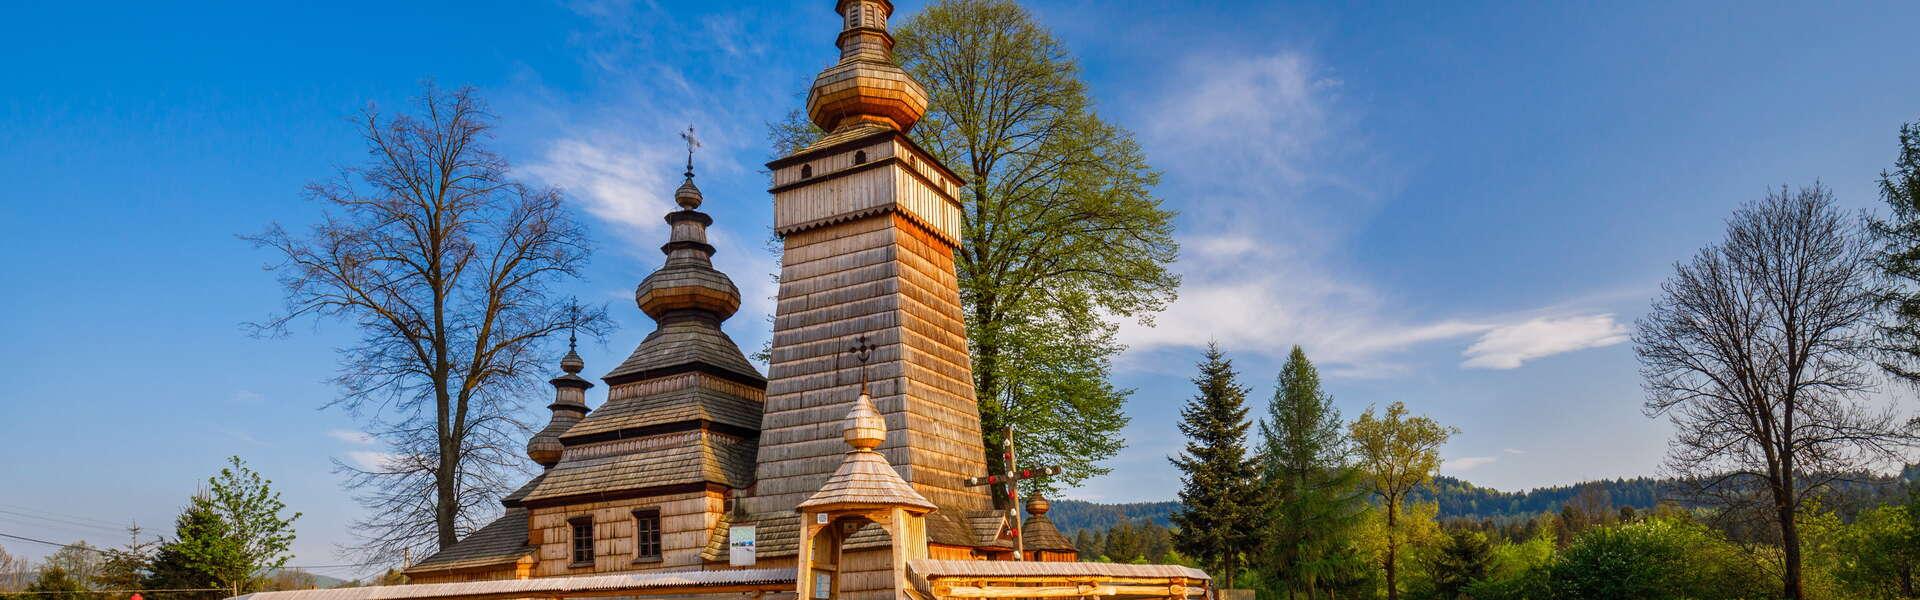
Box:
1170 344 1259 588
23 567 85 600
1257 346 1365 599
1429 528 1493 599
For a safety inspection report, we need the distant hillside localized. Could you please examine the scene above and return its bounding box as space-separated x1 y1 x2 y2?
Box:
1050 470 1915 532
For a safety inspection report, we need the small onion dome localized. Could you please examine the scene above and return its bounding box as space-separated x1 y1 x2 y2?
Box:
559 348 585 375
843 392 887 450
806 0 928 133
634 266 741 320
1026 495 1051 516
527 433 565 468
674 177 703 210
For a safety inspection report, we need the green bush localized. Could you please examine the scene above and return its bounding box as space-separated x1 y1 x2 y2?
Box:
1546 518 1771 600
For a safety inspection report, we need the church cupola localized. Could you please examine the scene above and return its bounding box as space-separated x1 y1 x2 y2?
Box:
528 333 592 469
806 0 928 133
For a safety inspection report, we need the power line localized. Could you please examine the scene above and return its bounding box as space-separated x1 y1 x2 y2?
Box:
0 532 387 573
0 504 128 529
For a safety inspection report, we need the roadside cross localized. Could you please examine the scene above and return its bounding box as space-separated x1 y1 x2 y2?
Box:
963 426 1061 560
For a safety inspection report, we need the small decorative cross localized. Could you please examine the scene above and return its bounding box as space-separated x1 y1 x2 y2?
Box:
963 426 1062 560
847 335 875 393
680 125 702 179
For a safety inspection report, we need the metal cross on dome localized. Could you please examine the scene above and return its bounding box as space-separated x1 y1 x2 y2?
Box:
680 125 701 179
964 425 1062 560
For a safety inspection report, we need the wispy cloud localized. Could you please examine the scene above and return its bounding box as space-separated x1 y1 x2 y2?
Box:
1120 50 1627 376
1502 448 1528 455
327 429 376 445
342 450 399 472
230 390 265 404
1461 314 1629 370
1444 456 1499 473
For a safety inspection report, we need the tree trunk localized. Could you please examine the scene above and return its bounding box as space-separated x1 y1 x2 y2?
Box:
436 431 458 549
1778 502 1802 600
1385 500 1399 600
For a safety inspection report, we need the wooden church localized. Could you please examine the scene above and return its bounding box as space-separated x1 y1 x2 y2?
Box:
235 2 1209 600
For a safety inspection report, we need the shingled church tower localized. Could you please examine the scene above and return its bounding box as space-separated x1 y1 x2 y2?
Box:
747 0 1001 574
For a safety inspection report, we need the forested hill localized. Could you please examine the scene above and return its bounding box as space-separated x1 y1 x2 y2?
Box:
1049 470 1917 532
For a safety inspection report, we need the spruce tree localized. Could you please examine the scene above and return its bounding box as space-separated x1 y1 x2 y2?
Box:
1429 528 1493 599
1170 343 1259 588
1257 346 1366 599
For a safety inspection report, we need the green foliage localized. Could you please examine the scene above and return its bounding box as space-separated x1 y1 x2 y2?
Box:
145 457 300 599
1427 529 1493 599
1169 344 1259 588
1351 402 1456 600
1824 490 1920 598
1083 520 1176 564
24 566 87 600
1871 118 1920 383
95 527 158 592
1255 347 1366 598
893 0 1178 495
1547 518 1770 600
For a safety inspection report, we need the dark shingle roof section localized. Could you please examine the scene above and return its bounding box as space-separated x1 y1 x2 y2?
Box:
561 388 763 442
602 315 765 386
406 508 533 573
1020 512 1074 552
520 431 756 504
500 473 546 508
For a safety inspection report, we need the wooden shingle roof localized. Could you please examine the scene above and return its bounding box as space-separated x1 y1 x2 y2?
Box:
559 387 761 441
519 431 756 504
404 508 533 574
602 315 764 386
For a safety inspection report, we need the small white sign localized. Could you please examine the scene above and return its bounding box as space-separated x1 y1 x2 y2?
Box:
813 572 832 599
728 525 757 566
815 512 829 525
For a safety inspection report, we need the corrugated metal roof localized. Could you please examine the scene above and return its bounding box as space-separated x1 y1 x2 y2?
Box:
228 569 796 600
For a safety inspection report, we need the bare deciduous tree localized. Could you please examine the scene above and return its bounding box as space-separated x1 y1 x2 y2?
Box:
248 84 606 563
1635 183 1914 600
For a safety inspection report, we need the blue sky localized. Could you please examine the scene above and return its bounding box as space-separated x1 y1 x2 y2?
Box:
4 0 1919 576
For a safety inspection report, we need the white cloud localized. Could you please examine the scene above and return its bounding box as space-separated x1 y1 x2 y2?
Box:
1502 448 1527 455
530 137 680 235
327 429 376 445
343 450 399 472
1120 50 1629 376
1444 456 1498 473
1461 314 1629 370
230 390 264 404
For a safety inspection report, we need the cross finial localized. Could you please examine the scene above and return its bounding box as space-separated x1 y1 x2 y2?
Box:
849 335 875 394
679 125 701 179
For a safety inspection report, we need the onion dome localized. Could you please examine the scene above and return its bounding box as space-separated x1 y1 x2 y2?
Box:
528 333 593 469
1021 493 1076 553
797 391 936 513
806 0 928 133
632 173 740 321
604 149 763 388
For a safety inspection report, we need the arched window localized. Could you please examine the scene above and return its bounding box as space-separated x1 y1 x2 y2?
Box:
853 150 867 165
801 164 813 178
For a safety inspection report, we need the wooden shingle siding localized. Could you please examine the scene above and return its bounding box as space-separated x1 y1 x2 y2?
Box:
530 490 725 576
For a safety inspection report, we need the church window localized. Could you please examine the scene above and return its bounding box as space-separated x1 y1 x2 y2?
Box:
853 150 867 164
633 509 663 561
569 516 594 566
801 164 813 178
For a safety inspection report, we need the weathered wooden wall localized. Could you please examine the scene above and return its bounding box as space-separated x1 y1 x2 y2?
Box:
529 489 723 575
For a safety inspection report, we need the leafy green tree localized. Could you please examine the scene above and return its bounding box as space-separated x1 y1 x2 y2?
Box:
1428 529 1493 599
1828 491 1920 598
146 500 244 600
23 567 86 600
772 0 1177 495
1548 518 1770 600
1255 346 1365 599
1350 402 1456 600
204 456 299 584
146 458 300 598
1170 344 1259 588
